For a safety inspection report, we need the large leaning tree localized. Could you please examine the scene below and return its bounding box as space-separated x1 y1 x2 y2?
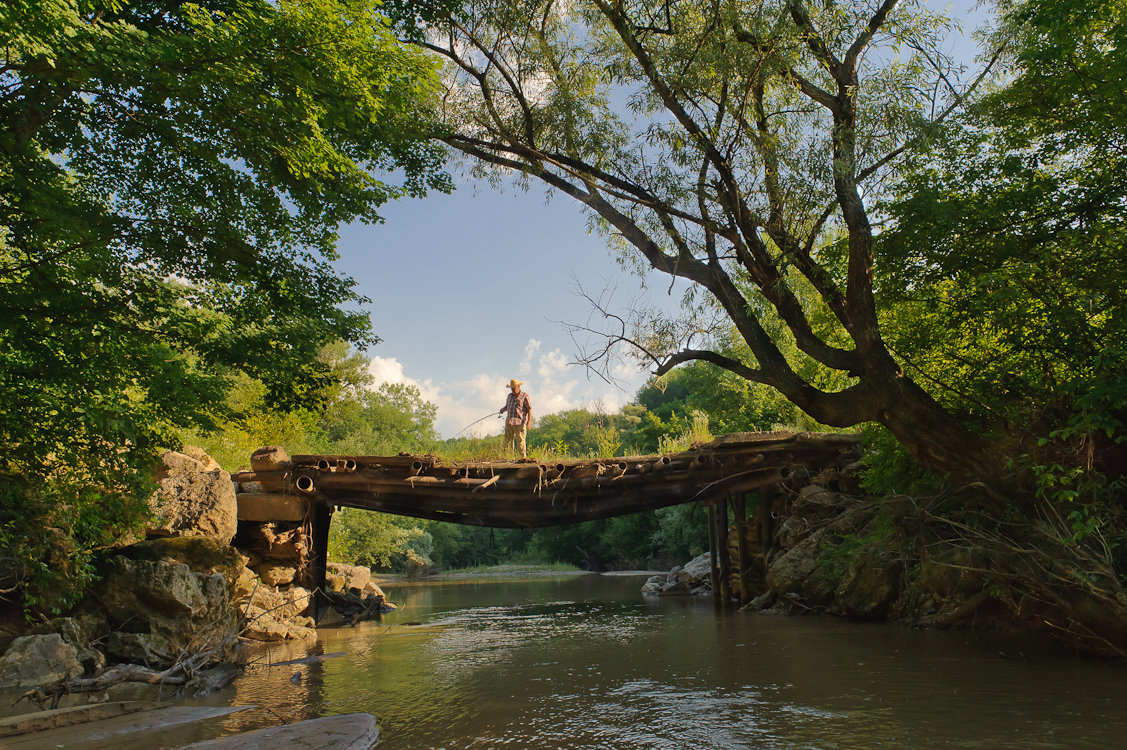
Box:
413 0 1008 478
1 0 448 610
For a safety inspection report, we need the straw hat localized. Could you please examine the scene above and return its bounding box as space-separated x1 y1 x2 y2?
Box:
507 379 523 388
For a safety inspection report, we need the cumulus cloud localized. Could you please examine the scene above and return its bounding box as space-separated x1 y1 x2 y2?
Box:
519 339 540 376
367 342 646 440
538 348 569 378
367 356 411 386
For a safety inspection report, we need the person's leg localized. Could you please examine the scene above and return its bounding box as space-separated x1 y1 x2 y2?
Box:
517 424 528 459
503 422 516 455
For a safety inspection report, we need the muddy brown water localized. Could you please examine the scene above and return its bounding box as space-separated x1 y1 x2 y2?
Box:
34 574 1127 748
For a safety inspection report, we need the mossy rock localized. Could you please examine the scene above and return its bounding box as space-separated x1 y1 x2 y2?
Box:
110 537 244 592
835 547 903 619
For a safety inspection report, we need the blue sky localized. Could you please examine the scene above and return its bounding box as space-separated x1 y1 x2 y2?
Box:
335 0 991 440
336 179 674 439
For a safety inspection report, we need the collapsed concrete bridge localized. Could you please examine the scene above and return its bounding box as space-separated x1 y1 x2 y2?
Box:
231 431 860 605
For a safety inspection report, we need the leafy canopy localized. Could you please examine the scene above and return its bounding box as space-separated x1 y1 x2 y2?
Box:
417 0 1007 477
1 0 448 612
874 0 1127 484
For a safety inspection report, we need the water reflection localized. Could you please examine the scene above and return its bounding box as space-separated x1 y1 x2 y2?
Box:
201 575 1127 749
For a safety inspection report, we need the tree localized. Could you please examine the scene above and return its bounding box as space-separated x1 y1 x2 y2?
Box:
0 0 448 610
634 357 823 437
874 0 1127 484
528 407 627 456
416 0 1006 478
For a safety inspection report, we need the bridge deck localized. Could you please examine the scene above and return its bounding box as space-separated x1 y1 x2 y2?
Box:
234 432 859 528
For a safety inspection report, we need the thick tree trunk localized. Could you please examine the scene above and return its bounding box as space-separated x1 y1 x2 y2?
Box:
875 374 1003 481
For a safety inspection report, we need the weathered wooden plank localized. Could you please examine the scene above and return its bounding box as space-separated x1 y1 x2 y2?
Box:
236 492 307 522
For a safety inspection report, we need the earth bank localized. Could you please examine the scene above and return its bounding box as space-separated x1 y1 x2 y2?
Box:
0 447 390 706
644 470 1127 659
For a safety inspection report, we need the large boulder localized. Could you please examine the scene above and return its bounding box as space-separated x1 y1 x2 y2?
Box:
181 445 223 472
106 632 172 667
115 537 245 594
679 553 712 586
250 446 292 492
254 562 297 587
835 548 903 619
29 615 107 675
0 634 83 688
90 544 239 667
147 450 238 544
764 527 840 605
327 563 371 592
250 446 291 473
640 553 713 596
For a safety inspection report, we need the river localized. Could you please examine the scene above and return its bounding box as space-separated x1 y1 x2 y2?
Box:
200 573 1126 749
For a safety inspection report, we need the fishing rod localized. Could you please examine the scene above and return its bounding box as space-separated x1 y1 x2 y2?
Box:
451 410 503 439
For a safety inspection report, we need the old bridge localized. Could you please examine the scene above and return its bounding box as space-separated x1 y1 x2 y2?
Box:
231 431 860 604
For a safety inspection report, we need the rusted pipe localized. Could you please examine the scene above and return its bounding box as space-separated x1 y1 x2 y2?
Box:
689 455 714 470
343 458 357 472
543 463 566 480
409 460 424 476
651 456 672 472
295 475 315 493
317 459 332 472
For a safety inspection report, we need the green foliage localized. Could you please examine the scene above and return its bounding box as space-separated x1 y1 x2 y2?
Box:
527 408 630 458
819 509 898 580
185 343 441 470
328 509 433 571
1 1 447 610
859 425 944 497
873 0 1127 490
423 0 1003 477
0 465 153 617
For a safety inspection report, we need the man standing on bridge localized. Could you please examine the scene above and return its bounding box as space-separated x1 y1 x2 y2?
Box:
499 378 532 459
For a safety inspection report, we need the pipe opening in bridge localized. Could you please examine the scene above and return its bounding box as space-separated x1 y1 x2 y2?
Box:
316 459 331 472
296 475 315 493
409 461 424 476
343 459 357 472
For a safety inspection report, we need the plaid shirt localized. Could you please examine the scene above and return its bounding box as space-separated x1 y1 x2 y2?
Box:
502 390 532 426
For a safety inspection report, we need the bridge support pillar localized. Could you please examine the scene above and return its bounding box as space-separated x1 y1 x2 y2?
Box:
707 502 719 597
733 493 751 606
310 499 334 608
716 496 732 604
707 496 733 606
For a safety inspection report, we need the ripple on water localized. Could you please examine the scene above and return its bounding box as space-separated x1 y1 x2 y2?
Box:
216 577 1127 750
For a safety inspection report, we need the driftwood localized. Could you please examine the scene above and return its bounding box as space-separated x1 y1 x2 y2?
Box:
18 633 240 710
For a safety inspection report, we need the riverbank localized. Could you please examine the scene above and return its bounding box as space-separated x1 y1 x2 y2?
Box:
378 564 666 582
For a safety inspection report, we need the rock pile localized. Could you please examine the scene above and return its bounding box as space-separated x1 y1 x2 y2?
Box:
641 554 713 596
0 535 242 694
0 446 348 696
316 563 395 627
641 464 911 620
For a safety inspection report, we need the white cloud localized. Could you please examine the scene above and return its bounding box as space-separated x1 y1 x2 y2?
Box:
612 360 644 382
367 356 411 386
519 339 540 376
365 349 648 441
538 348 569 378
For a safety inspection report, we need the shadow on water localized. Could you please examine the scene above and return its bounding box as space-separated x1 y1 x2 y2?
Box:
190 575 1127 749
